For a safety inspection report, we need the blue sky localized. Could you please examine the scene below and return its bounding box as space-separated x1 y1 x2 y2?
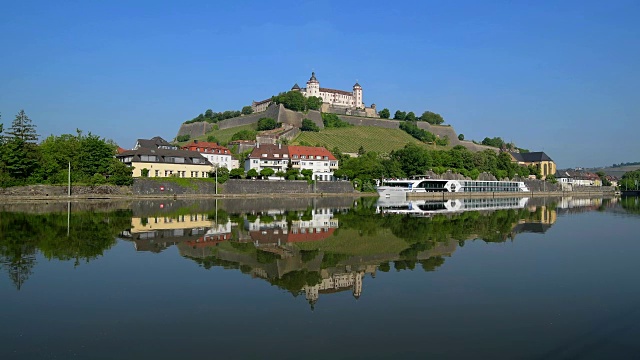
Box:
1 0 638 168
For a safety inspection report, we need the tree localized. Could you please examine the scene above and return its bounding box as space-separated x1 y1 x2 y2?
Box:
357 146 366 156
301 169 313 180
379 108 390 119
231 129 257 141
458 134 465 141
213 166 230 183
6 110 38 143
247 168 259 178
176 134 190 142
241 106 253 115
141 168 149 177
405 112 416 121
229 168 244 179
393 110 406 120
257 117 278 131
301 118 320 132
204 109 214 118
419 111 445 125
306 96 322 111
207 135 219 143
275 170 286 178
260 168 275 179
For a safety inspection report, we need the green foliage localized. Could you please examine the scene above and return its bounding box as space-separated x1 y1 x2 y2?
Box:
206 135 219 143
435 136 450 147
231 129 258 141
6 110 38 143
301 119 320 132
546 174 558 184
620 169 640 190
229 168 244 179
399 121 436 143
260 167 275 178
306 96 322 111
241 106 253 115
212 166 230 184
379 108 390 119
272 91 307 112
419 111 445 125
321 113 351 128
176 134 190 142
257 117 279 131
481 137 505 148
294 126 427 154
184 109 242 124
393 110 406 120
458 134 464 141
405 111 416 121
141 168 149 177
247 168 259 178
300 169 313 181
0 209 132 287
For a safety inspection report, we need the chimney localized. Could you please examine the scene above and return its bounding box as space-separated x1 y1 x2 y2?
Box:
279 143 282 149
257 142 260 148
194 139 198 144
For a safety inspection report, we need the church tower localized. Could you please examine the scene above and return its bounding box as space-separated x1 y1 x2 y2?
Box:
353 82 363 108
306 72 320 97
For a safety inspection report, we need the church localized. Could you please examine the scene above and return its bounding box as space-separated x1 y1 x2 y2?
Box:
252 72 378 117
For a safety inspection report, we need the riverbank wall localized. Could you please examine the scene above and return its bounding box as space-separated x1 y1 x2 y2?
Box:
0 179 357 201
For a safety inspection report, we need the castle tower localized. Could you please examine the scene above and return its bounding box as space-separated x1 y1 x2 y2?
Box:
306 72 320 97
353 82 363 108
353 271 363 299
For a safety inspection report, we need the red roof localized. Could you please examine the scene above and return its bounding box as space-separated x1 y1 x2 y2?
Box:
182 141 230 154
288 146 336 161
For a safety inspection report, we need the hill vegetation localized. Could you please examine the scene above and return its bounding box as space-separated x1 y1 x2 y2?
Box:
293 126 433 154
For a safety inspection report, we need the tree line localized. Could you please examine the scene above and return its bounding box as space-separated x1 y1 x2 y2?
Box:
184 107 254 125
332 143 542 191
0 110 133 187
378 108 445 125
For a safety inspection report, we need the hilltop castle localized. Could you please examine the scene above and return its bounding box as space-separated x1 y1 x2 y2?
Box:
252 72 378 118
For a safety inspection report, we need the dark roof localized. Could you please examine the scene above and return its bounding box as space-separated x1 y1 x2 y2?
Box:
510 151 554 163
353 82 361 88
247 144 289 160
291 83 300 90
308 71 318 82
319 87 352 96
135 136 178 150
117 148 212 166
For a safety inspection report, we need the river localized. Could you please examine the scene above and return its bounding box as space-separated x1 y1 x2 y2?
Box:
1 196 639 359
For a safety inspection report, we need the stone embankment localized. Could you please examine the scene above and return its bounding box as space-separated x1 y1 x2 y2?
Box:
0 179 357 201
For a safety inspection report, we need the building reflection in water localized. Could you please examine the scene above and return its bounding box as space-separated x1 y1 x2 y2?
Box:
118 197 570 308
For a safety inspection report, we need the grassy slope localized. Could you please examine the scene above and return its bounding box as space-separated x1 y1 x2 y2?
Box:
293 228 409 256
292 126 437 154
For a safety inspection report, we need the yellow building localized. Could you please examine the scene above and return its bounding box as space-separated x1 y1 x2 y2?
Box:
509 151 556 179
117 147 214 178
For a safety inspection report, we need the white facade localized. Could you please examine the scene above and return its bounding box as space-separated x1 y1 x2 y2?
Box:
299 72 363 109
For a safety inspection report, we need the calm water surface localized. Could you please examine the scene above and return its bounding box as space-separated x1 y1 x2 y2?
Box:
1 196 639 359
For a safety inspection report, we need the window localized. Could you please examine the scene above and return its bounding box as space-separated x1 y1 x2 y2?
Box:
262 154 267 157
155 170 160 177
140 155 157 162
293 155 298 159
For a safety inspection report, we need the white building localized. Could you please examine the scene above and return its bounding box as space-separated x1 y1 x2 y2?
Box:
288 145 338 181
182 141 239 169
294 72 363 109
245 143 290 173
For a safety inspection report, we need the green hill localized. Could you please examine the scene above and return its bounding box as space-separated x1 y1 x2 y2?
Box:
292 126 437 154
177 123 257 146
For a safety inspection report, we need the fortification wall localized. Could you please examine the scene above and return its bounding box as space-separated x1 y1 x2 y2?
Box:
222 179 354 195
176 104 281 139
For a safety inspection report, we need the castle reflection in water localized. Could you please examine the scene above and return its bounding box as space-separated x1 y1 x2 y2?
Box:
116 197 613 307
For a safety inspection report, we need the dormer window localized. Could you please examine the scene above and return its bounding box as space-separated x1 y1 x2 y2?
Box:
262 154 267 157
